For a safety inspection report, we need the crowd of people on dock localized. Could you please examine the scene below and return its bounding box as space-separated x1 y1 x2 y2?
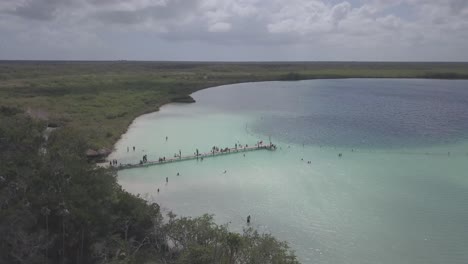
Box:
212 146 233 154
114 137 278 169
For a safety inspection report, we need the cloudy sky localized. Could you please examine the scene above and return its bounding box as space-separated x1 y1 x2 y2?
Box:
0 0 467 61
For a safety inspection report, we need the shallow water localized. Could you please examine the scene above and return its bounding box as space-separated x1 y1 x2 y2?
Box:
111 79 468 263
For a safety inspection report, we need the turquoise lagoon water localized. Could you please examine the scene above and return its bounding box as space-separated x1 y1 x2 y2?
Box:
111 79 468 264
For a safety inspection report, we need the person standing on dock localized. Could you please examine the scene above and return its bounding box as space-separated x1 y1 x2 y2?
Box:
179 149 182 159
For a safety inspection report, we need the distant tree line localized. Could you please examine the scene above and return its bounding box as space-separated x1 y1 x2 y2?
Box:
281 72 304 81
0 106 299 264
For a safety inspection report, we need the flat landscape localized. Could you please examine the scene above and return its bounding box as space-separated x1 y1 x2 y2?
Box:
3 1 468 263
2 61 468 150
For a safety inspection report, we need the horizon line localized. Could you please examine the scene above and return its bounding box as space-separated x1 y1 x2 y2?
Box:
1 60 468 63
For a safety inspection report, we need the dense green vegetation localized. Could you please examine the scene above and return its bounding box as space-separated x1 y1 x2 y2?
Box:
2 61 468 263
1 61 468 150
0 108 299 264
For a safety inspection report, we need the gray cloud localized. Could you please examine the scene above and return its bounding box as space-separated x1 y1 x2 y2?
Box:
91 0 201 25
0 0 467 60
3 0 76 20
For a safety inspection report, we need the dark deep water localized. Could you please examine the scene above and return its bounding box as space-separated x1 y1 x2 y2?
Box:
196 79 468 148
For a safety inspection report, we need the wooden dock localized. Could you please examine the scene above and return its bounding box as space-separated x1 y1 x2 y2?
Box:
116 143 277 170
